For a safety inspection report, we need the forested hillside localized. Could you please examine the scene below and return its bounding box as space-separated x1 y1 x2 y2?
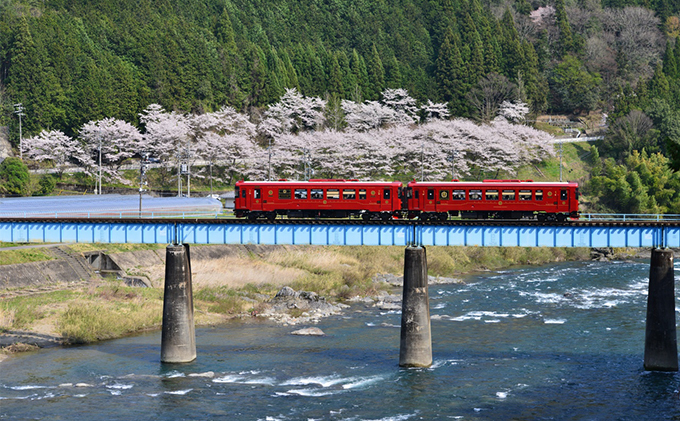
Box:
1 0 680 212
0 0 677 134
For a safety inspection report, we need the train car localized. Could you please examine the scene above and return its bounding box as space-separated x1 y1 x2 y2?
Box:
234 179 404 220
406 180 579 221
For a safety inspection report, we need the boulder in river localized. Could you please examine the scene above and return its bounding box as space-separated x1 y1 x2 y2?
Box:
290 327 325 336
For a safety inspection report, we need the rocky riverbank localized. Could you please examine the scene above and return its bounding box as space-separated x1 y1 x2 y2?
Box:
0 244 626 359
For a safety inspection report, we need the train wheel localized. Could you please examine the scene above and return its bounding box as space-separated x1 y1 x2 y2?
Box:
557 214 566 222
362 213 371 221
247 213 258 221
537 214 546 222
266 212 277 221
438 213 448 221
381 213 391 221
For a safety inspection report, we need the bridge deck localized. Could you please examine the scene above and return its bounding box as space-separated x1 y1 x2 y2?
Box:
0 219 678 248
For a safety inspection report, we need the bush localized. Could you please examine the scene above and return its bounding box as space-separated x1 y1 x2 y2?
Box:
0 157 30 196
35 174 56 196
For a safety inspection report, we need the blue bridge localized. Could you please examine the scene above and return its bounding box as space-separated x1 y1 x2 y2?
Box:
1 217 678 371
1 218 679 248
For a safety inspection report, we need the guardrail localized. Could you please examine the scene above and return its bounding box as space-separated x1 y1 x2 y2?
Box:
580 213 680 222
0 210 232 219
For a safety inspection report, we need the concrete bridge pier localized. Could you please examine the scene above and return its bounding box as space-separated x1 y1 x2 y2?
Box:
644 248 678 371
161 244 196 363
399 246 432 367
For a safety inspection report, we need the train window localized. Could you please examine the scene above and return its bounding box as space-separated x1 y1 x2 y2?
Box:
575 188 579 200
535 190 543 201
469 190 482 200
242 189 246 198
560 190 568 200
359 189 367 200
415 190 419 199
384 189 391 199
278 189 291 199
254 189 261 199
406 188 413 199
502 190 515 201
427 189 434 200
235 187 240 199
519 190 532 201
452 190 465 200
294 189 307 199
439 190 449 200
485 190 499 201
327 189 340 199
311 189 323 199
343 189 356 200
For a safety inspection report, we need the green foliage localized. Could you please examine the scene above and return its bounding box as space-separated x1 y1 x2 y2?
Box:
550 55 601 113
35 174 56 196
586 150 680 214
0 157 30 196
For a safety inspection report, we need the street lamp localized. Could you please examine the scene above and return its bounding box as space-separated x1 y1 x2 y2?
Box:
13 103 24 160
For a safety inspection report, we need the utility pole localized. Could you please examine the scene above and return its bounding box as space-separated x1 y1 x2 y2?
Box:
268 138 272 181
559 141 563 182
13 103 24 160
98 132 102 195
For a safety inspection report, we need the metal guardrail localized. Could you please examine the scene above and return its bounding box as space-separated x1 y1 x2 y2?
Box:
0 210 231 219
580 214 680 222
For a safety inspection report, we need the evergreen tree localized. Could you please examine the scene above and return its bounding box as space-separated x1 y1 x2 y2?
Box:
366 44 385 100
435 28 467 116
555 0 575 56
649 63 671 103
384 54 402 89
500 10 524 79
350 49 369 102
663 41 678 79
328 54 344 97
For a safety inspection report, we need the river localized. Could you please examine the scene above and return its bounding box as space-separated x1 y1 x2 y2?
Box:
1 259 679 420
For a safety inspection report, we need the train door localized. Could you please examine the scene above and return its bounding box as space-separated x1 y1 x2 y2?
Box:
560 189 568 211
248 187 263 211
382 188 392 211
426 188 435 211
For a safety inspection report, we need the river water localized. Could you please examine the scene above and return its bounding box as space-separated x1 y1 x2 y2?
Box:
2 259 680 420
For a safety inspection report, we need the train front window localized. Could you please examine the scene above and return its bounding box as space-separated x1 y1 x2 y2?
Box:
327 189 340 199
359 189 367 200
278 189 291 199
439 190 449 200
235 187 240 199
575 188 579 200
469 190 482 200
254 189 261 199
519 190 531 201
311 189 323 199
452 190 465 200
485 190 499 201
294 189 307 199
560 190 568 200
343 189 356 200
535 190 543 201
502 190 515 201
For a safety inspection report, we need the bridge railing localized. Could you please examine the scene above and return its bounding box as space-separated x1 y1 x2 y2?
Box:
580 213 680 222
0 210 231 219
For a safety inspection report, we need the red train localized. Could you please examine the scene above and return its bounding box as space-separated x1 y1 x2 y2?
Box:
234 179 580 221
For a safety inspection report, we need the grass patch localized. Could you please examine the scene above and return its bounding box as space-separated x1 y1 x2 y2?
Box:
67 243 165 254
0 248 56 265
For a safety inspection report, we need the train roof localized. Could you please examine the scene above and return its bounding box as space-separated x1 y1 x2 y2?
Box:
407 180 578 187
236 179 402 186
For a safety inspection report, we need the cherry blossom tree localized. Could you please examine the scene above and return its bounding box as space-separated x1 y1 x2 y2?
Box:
191 106 257 187
22 130 92 176
380 88 418 125
139 104 191 189
498 100 530 123
341 100 399 131
79 118 143 187
420 100 451 122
